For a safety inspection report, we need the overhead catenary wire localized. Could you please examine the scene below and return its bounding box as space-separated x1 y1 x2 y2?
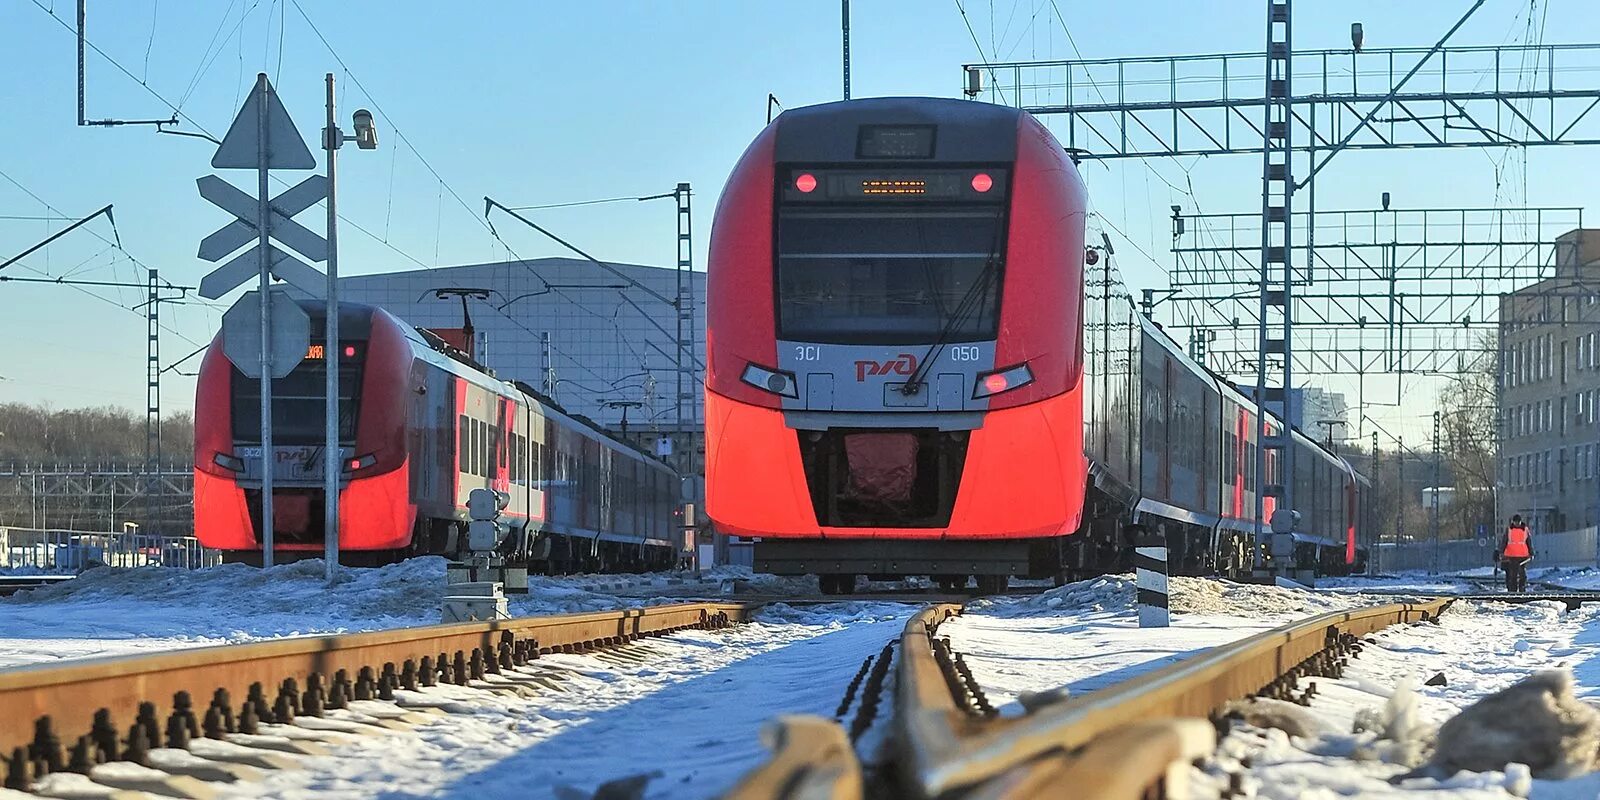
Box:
24 0 436 278
286 0 686 385
175 0 249 109
27 1 685 406
140 0 159 82
284 0 676 366
1032 0 1213 321
29 0 190 123
287 0 493 243
954 0 1004 91
507 196 654 211
0 171 214 356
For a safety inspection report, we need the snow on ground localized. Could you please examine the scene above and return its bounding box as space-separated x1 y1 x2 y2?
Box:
1317 573 1484 594
943 575 1370 715
1320 565 1600 594
1 560 920 797
182 602 910 800
1191 599 1600 799
1528 566 1600 591
0 558 723 670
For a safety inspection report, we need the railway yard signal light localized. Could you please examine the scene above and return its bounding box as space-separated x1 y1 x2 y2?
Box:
467 488 511 549
445 488 514 623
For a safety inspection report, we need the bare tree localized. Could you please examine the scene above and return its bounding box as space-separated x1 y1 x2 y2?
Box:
0 403 193 464
1437 340 1498 540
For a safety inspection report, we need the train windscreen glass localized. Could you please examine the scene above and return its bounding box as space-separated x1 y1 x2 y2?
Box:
231 341 363 444
776 168 1007 345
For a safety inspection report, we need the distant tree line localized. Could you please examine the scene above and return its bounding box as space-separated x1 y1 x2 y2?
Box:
0 403 193 464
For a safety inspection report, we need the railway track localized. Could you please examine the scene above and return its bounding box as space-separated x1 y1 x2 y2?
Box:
726 596 1454 799
1442 576 1600 609
1 601 756 797
0 576 74 598
679 586 1055 607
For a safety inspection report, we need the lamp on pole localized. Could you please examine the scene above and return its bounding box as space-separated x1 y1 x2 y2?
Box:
322 72 379 584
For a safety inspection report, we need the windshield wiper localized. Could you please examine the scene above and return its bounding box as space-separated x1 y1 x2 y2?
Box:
899 253 1001 396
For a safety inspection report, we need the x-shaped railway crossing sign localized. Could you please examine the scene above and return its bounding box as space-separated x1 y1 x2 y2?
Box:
197 174 329 299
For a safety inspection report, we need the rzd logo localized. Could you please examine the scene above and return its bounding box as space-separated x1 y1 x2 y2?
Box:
854 353 918 381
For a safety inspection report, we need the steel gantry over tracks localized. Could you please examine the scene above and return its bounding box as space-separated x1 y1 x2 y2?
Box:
963 43 1600 159
964 6 1600 564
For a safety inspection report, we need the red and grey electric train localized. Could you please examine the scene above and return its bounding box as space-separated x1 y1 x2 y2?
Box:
193 300 680 573
704 97 1367 592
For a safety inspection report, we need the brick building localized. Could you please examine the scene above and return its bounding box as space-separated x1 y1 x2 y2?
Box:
1499 229 1600 532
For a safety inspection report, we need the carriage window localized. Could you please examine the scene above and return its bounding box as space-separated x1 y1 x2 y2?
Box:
470 420 481 476
458 416 470 473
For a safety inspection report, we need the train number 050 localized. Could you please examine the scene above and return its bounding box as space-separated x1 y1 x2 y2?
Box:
950 346 982 362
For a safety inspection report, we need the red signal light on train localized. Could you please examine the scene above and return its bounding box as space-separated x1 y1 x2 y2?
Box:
971 173 994 192
344 345 357 357
973 363 1034 399
795 173 817 193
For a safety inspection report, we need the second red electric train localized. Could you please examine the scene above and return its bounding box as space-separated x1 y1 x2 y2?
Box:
193 299 681 577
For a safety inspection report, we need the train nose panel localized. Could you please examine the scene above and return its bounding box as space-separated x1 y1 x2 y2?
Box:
806 373 834 410
798 428 968 528
842 432 918 506
776 341 996 413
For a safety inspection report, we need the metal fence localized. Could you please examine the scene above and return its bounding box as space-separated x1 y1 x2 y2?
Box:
0 528 221 571
1374 525 1600 574
0 463 194 536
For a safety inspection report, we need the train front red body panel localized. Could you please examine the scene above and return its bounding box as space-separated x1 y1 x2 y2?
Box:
707 387 1084 541
193 468 252 549
353 308 415 480
339 462 416 550
704 388 817 535
988 113 1088 409
705 124 780 409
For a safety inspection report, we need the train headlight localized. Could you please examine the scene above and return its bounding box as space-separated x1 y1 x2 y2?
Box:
972 363 1034 399
342 453 378 473
741 362 799 399
212 453 245 472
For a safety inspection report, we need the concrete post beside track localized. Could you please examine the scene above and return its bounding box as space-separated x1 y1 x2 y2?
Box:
1134 525 1171 628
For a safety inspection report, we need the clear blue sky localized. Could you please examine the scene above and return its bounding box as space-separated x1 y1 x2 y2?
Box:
1 0 1596 442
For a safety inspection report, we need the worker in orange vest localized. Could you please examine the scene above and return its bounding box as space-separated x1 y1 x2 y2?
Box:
1499 515 1533 592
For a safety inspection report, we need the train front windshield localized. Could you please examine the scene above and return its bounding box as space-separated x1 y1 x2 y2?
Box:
775 168 1008 345
231 341 363 444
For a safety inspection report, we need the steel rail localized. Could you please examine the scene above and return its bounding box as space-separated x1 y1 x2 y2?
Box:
722 715 863 800
905 598 1453 798
725 596 1454 799
2 601 756 789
